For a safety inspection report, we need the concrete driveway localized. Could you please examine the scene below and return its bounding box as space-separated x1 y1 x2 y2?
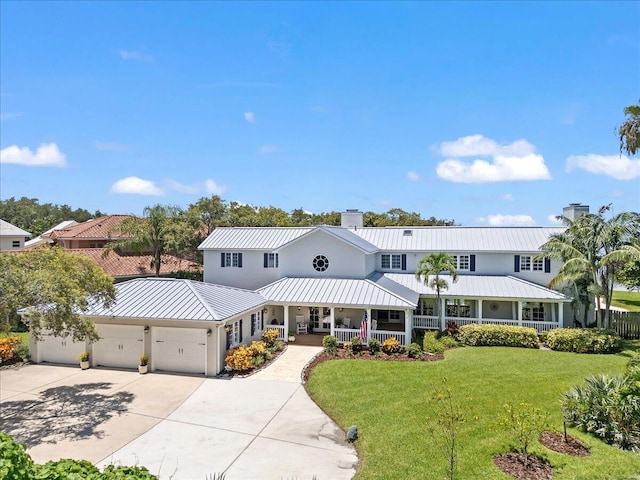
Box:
0 346 357 480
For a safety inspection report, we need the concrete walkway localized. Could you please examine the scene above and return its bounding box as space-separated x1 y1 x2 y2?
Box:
97 345 357 479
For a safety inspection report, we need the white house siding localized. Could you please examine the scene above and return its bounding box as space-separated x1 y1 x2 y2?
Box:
278 230 368 279
203 250 279 290
364 252 377 276
0 237 25 251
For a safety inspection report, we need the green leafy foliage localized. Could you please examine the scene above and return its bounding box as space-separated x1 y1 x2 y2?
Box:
34 458 99 479
349 336 364 354
261 328 279 347
423 332 445 354
322 335 338 355
405 342 423 359
500 403 550 466
0 432 35 480
547 328 622 354
367 337 381 354
457 324 539 348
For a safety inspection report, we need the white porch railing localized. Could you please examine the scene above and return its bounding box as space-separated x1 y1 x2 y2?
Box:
371 330 406 346
522 321 559 333
413 315 439 329
334 328 407 347
266 325 286 340
335 328 361 343
414 316 560 334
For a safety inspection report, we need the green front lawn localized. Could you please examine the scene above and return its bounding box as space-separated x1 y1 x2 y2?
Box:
0 331 29 343
306 346 640 479
611 290 640 312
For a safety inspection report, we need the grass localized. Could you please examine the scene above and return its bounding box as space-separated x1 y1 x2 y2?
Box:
306 345 640 479
611 290 640 312
0 331 29 344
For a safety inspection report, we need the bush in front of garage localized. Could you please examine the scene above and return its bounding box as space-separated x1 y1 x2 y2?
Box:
226 337 285 373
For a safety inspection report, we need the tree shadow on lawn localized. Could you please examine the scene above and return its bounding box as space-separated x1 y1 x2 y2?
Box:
0 382 134 447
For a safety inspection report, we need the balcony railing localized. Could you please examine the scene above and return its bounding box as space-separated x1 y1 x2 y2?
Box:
414 316 560 334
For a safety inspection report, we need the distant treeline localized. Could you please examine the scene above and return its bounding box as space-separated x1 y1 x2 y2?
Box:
0 196 455 237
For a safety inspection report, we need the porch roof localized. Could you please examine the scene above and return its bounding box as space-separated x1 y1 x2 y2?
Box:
382 273 571 302
257 277 417 308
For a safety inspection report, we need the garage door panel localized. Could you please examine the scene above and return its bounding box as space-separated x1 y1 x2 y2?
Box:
152 327 206 374
39 335 85 365
94 325 144 369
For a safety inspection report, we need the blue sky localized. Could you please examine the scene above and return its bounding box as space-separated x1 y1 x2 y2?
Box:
1 1 638 226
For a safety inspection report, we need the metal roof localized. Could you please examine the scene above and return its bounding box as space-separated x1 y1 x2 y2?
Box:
84 277 266 321
199 226 565 253
383 273 571 301
257 277 417 308
0 219 32 237
199 227 312 250
276 226 378 253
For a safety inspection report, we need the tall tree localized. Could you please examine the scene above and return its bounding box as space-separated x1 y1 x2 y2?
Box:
540 206 639 327
415 253 459 325
619 101 640 156
0 248 115 341
190 195 227 235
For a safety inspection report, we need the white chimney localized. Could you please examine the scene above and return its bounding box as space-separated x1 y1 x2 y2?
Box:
562 203 589 221
341 209 363 229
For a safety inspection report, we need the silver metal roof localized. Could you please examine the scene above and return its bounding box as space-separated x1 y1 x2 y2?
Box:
0 219 32 237
258 277 417 308
84 278 266 321
383 273 570 301
199 227 312 250
199 226 565 253
276 226 378 253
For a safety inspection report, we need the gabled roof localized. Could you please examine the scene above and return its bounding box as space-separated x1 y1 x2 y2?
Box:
24 220 78 248
383 273 571 301
49 215 133 240
198 226 565 253
84 277 266 321
0 219 31 237
257 277 417 308
276 225 378 253
67 248 201 278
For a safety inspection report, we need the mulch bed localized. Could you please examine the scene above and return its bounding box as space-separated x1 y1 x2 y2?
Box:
539 431 591 456
302 349 444 382
217 345 286 379
0 359 30 370
493 453 553 480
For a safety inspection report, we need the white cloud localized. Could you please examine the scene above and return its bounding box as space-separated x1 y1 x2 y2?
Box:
407 171 420 182
244 112 256 123
547 214 563 225
258 144 279 154
95 141 133 152
501 193 514 201
476 214 536 226
119 50 153 62
434 135 551 183
166 179 226 195
565 154 640 180
110 176 163 195
0 143 66 167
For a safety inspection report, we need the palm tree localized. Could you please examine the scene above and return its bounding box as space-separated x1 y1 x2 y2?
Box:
619 101 640 157
540 206 639 328
415 252 459 326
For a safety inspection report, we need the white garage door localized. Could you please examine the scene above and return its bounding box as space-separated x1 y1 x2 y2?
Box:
152 327 207 375
38 334 86 365
94 324 144 369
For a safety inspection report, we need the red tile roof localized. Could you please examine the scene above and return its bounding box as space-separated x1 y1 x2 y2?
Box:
67 248 201 278
48 215 133 240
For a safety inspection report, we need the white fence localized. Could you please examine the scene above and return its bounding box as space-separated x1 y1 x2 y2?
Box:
413 315 439 329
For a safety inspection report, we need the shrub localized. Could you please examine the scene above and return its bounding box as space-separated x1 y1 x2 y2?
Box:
35 458 100 478
225 345 253 372
343 342 352 353
350 336 364 354
273 340 284 351
457 324 538 348
439 335 459 349
381 337 401 355
139 355 149 366
253 355 265 367
248 340 267 360
13 342 30 361
445 320 459 337
78 351 90 362
0 432 35 479
368 337 381 354
561 372 640 451
547 328 622 354
0 336 22 361
423 332 445 355
406 342 423 359
261 329 279 347
412 330 425 347
323 335 338 355
500 403 550 467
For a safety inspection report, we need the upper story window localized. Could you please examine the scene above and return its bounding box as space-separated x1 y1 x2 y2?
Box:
263 253 279 268
313 255 329 272
12 241 20 248
451 255 470 271
381 254 402 269
520 256 543 271
221 252 243 268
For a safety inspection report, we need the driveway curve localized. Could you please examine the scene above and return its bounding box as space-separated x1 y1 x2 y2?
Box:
97 345 358 480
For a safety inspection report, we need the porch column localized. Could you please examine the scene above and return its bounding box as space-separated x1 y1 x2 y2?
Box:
557 303 563 327
478 299 483 322
440 298 446 331
550 303 556 323
283 305 289 340
367 308 372 341
517 301 523 326
330 307 335 337
404 309 412 347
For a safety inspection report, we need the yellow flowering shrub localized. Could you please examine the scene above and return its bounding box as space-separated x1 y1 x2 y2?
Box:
248 340 267 358
261 329 279 347
381 337 401 355
225 345 253 371
0 337 22 361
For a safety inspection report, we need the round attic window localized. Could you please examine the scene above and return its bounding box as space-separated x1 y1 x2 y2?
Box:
313 255 329 272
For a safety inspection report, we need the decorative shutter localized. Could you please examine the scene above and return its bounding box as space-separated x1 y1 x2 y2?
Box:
514 255 520 272
275 253 279 268
251 315 255 336
264 253 268 268
221 252 225 268
544 258 551 273
470 255 476 272
239 319 243 342
226 328 231 350
238 253 243 268
401 254 407 271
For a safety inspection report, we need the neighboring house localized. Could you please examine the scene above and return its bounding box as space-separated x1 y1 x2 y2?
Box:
39 215 200 281
0 219 32 251
30 277 267 375
199 208 577 347
22 220 79 249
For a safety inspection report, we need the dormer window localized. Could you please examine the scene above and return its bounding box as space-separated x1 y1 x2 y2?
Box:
403 230 413 236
